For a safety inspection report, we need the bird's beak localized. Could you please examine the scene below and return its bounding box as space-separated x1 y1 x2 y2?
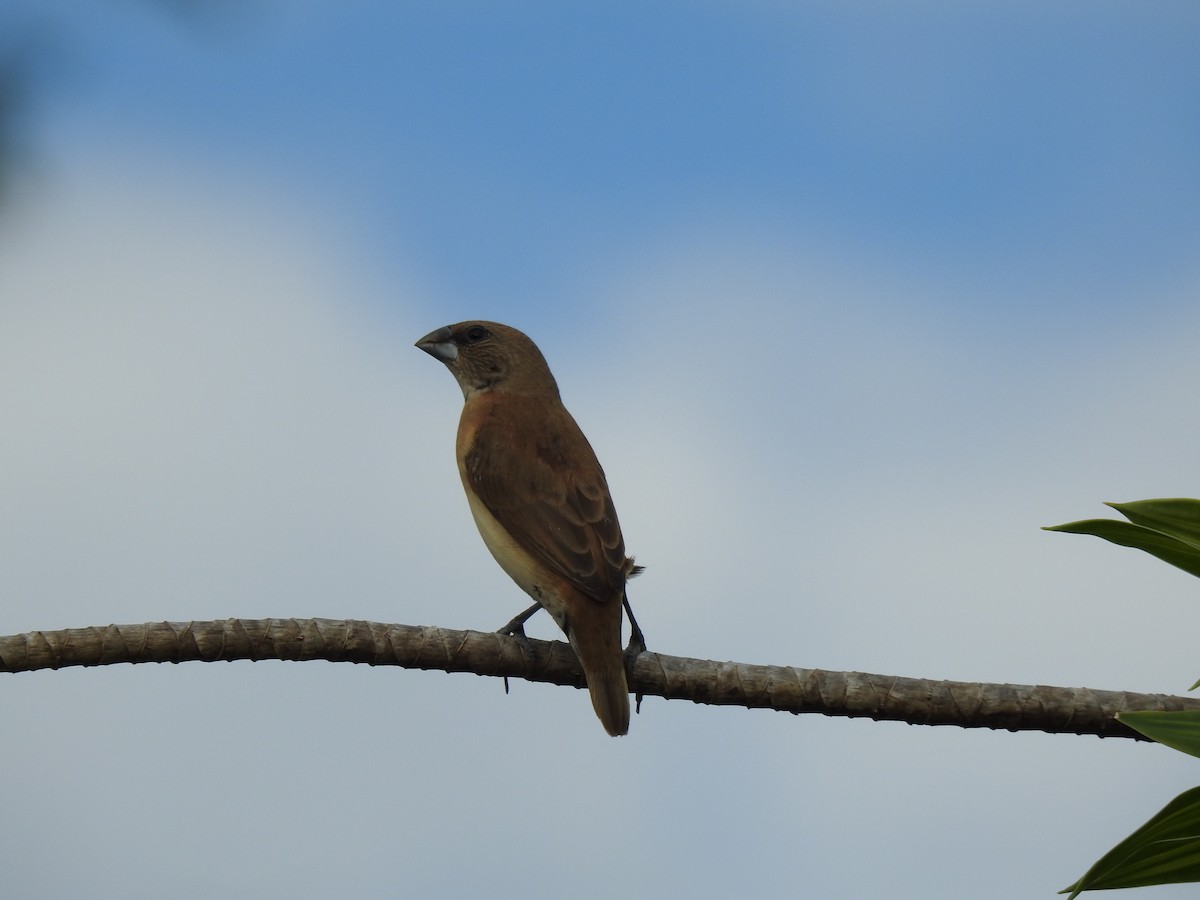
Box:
415 326 458 362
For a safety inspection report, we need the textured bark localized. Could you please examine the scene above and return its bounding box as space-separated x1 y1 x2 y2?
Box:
1 617 1193 739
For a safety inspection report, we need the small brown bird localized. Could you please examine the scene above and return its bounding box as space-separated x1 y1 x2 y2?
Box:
416 321 642 736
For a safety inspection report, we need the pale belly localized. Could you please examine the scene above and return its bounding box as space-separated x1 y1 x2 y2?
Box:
464 488 571 632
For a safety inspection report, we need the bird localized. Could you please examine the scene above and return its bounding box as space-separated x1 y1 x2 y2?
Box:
415 320 643 736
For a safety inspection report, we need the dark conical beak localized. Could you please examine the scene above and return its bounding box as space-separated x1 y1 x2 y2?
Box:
415 326 458 362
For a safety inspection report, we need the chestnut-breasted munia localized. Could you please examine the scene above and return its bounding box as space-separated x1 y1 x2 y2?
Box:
416 321 640 736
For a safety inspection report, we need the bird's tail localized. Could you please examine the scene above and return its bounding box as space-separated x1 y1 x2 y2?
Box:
566 599 630 737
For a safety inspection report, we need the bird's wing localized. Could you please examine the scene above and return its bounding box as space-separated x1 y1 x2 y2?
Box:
462 401 628 602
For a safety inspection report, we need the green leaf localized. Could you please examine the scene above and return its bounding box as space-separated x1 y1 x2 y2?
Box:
1062 786 1200 897
1119 711 1200 759
1107 499 1200 551
1044 498 1200 578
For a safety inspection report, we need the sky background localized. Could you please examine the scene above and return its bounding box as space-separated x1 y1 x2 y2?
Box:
2 2 1200 897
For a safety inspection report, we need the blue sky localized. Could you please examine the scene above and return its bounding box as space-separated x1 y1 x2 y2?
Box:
23 2 1200 317
3 3 1200 898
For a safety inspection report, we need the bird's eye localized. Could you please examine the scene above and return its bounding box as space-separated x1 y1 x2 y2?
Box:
463 325 490 343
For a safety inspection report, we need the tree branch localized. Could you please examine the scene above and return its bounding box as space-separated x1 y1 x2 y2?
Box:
1 618 1192 739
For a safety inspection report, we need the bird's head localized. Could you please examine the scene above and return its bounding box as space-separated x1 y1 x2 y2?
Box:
415 321 560 400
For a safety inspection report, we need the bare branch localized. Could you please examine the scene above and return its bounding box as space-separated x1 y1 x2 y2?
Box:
1 618 1192 740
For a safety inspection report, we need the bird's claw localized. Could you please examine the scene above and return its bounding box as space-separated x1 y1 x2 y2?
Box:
497 603 540 696
625 625 647 656
496 618 528 639
496 600 543 638
623 629 647 720
622 593 647 656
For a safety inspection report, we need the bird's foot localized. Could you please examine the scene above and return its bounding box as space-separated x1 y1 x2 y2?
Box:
497 602 542 696
622 599 647 718
625 624 647 655
496 600 542 637
622 594 647 656
497 602 540 666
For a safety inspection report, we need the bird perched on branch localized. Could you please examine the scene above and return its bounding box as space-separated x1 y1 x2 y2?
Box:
416 321 643 736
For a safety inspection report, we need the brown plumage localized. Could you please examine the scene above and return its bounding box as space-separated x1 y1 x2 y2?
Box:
415 320 639 736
